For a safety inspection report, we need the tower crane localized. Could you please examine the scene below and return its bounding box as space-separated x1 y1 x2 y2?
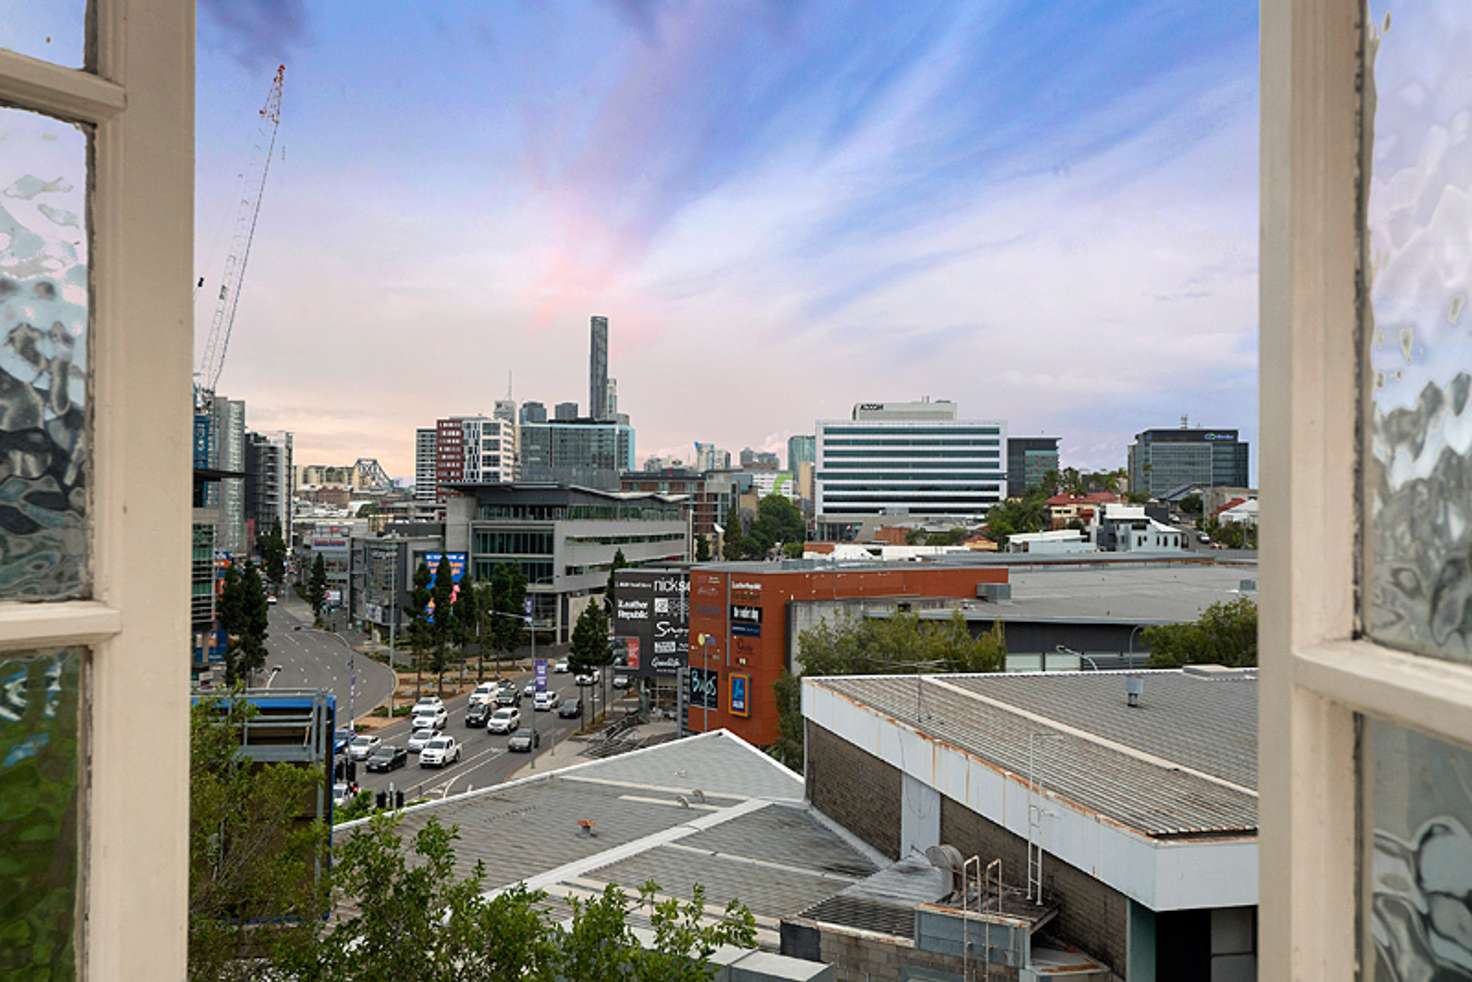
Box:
195 64 285 406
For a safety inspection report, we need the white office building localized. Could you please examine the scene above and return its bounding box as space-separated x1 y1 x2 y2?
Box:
815 399 1006 537
414 427 437 502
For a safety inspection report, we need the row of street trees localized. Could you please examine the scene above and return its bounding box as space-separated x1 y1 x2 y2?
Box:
400 557 530 695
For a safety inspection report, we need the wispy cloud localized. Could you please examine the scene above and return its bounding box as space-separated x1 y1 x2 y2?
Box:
199 0 309 72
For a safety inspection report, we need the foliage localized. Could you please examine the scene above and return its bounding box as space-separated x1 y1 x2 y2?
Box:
720 506 747 560
983 494 1048 542
428 555 457 688
307 553 328 621
331 790 376 826
1124 490 1151 505
274 814 756 981
485 563 528 673
258 522 287 592
1143 598 1258 668
404 560 433 694
189 693 327 981
1201 517 1258 550
1179 493 1203 515
781 541 804 559
605 548 628 611
694 535 711 561
744 494 806 556
218 562 270 685
569 603 611 674
772 611 1005 768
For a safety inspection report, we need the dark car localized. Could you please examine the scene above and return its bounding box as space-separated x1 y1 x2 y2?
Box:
465 702 492 728
365 744 408 773
558 698 583 719
496 688 521 707
507 728 541 753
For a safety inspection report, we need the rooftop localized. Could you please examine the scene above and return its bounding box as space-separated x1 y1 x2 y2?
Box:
807 669 1258 839
340 730 881 951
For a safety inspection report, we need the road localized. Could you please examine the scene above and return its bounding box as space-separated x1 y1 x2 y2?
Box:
263 598 397 723
343 669 638 802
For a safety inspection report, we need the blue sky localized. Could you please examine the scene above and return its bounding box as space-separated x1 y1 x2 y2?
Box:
192 0 1260 477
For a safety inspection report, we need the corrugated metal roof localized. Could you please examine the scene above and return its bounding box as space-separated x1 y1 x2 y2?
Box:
575 731 802 801
815 672 1258 838
585 844 847 920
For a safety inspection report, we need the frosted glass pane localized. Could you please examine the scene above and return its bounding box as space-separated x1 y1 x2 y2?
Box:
0 647 82 979
1362 4 1472 662
0 1 89 68
0 108 90 599
1366 719 1472 981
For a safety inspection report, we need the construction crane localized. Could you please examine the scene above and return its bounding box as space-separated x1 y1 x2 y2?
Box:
195 64 285 405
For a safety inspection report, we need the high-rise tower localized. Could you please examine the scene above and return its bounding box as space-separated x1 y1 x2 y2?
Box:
589 315 609 419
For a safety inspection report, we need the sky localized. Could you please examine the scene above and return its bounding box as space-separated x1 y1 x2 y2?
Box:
193 0 1260 479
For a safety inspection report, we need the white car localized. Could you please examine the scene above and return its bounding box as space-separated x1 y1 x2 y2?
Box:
412 696 445 714
418 735 461 768
407 728 436 753
575 669 601 687
412 706 448 731
533 690 557 712
346 734 380 761
332 781 353 808
487 707 521 734
523 681 537 698
553 658 570 673
469 682 497 707
611 674 631 690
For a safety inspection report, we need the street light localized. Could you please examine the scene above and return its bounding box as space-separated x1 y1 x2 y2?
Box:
1056 644 1100 672
266 665 283 688
1127 624 1146 669
695 633 716 733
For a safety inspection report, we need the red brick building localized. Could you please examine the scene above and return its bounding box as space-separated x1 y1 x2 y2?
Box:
686 563 1010 746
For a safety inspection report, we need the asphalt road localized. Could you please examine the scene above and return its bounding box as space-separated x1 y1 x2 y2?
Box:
263 599 397 723
342 669 638 802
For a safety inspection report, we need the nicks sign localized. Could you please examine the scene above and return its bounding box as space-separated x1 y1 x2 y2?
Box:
610 568 688 677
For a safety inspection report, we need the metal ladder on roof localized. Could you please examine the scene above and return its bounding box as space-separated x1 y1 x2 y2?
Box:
1027 732 1061 905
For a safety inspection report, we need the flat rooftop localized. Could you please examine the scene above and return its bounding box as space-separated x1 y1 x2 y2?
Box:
339 730 882 950
807 669 1258 840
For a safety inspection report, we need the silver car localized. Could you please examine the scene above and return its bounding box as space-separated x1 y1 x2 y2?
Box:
407 727 436 753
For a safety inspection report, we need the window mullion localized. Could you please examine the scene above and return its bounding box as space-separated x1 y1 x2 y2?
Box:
1294 640 1472 750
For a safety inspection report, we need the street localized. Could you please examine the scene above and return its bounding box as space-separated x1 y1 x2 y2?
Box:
263 598 397 722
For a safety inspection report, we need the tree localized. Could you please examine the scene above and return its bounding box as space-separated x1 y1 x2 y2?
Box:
486 563 527 678
307 553 328 623
218 562 269 686
274 813 756 981
1125 490 1151 505
569 603 612 723
1179 493 1203 516
772 611 1005 768
428 555 457 693
1142 598 1258 668
259 522 287 593
217 563 246 685
405 560 433 698
694 535 711 562
720 507 747 560
748 494 805 557
190 693 327 980
451 573 480 684
605 548 628 612
984 493 1048 543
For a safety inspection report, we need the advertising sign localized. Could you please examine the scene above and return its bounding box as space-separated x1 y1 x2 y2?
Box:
729 673 750 717
611 568 689 677
423 552 467 622
534 658 548 693
688 667 719 709
730 603 762 638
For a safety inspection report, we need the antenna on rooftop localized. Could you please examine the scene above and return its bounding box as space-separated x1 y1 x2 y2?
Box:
1180 414 1190 429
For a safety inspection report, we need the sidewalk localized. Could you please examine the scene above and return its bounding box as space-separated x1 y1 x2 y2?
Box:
502 716 681 783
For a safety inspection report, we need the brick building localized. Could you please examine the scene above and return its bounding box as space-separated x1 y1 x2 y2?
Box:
684 562 1010 746
800 669 1259 980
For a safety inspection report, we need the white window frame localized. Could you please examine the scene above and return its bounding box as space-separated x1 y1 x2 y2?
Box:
1260 1 1472 977
0 2 193 978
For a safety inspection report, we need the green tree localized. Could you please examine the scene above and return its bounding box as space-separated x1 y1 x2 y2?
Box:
721 507 747 560
570 603 612 722
487 562 527 677
275 814 756 981
1142 597 1258 668
605 548 628 611
190 693 327 980
451 573 480 684
217 563 246 686
239 561 271 679
428 555 457 692
1179 493 1203 516
1125 490 1152 505
748 494 805 556
772 611 1005 768
259 522 287 593
984 493 1048 543
694 535 711 562
307 553 328 623
405 560 433 698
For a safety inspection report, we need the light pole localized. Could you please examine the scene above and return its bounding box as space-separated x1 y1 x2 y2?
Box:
1056 644 1099 672
695 633 716 733
1127 624 1146 668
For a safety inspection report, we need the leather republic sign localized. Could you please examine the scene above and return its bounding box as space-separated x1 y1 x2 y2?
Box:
611 568 689 677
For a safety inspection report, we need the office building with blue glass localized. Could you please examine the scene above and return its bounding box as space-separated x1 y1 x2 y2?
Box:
1128 427 1250 498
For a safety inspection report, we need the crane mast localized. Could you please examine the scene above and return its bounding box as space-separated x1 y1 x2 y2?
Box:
196 64 285 405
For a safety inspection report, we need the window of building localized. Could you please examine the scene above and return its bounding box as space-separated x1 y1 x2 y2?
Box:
0 3 192 975
1261 3 1472 976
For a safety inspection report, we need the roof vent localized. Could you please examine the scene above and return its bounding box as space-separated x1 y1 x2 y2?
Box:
976 583 1011 603
1125 674 1145 707
924 844 966 899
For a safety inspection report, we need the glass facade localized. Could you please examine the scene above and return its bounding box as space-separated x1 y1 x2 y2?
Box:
1128 429 1249 497
518 420 634 490
474 529 555 555
816 418 1007 520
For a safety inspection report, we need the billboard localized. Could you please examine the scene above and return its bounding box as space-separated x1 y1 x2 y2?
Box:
610 568 688 677
729 673 750 717
688 666 719 709
730 603 762 638
534 658 548 693
424 552 467 621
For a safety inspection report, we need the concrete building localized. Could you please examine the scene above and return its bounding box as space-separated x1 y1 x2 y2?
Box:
694 441 731 471
750 469 797 501
741 447 781 469
433 415 516 505
244 429 293 547
801 669 1258 980
445 484 688 643
815 399 1006 538
554 401 579 421
348 532 444 642
414 427 437 502
1004 528 1093 555
605 377 618 417
299 521 361 608
788 434 817 474
1046 492 1120 529
198 393 246 555
519 400 548 425
590 315 609 419
1092 503 1186 553
1006 436 1060 498
621 468 736 540
519 417 635 490
1128 426 1250 498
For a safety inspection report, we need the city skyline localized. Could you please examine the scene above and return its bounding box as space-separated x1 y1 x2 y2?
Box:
194 0 1258 478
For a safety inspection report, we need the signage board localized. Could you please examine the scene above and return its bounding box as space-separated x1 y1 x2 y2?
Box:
424 552 467 622
534 658 548 693
730 603 762 638
729 673 750 717
688 667 719 709
610 568 688 677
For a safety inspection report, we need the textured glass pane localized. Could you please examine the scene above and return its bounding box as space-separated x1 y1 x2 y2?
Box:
0 108 90 600
0 647 82 979
0 1 89 68
1362 4 1472 662
1365 718 1472 981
